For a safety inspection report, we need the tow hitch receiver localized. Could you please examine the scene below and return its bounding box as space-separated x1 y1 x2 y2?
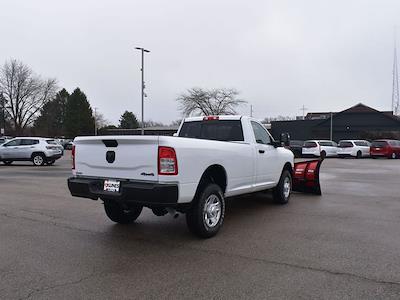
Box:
292 159 323 195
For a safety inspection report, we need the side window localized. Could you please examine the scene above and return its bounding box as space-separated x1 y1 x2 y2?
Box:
251 121 271 145
32 140 39 145
4 139 21 147
21 139 34 146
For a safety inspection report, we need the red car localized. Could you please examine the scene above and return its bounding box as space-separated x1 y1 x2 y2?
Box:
370 140 400 159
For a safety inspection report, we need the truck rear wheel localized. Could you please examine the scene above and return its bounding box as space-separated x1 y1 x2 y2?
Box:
186 183 225 238
103 200 143 224
273 170 292 205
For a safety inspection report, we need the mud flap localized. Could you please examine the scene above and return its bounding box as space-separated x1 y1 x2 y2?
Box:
292 159 323 195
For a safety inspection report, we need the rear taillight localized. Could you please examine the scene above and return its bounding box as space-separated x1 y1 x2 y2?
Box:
71 145 75 170
158 146 178 175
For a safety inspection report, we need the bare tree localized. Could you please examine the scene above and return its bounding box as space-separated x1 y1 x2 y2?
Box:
0 59 57 134
177 88 246 116
94 110 109 129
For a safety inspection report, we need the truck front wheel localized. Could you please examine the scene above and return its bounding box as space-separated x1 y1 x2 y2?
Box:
273 170 292 205
103 200 143 224
186 183 225 238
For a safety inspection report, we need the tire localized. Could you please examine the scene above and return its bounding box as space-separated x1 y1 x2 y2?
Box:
3 160 13 165
356 151 362 159
273 170 292 205
391 152 396 159
46 160 55 165
32 154 45 166
186 183 225 238
320 151 326 159
103 200 143 224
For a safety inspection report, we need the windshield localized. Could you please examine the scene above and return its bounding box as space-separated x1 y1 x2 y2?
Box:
179 120 244 142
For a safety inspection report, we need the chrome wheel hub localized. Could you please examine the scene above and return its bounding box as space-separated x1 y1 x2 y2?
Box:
283 176 291 199
34 156 43 165
204 194 221 228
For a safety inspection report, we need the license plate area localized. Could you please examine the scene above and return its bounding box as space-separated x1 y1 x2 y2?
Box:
104 179 120 192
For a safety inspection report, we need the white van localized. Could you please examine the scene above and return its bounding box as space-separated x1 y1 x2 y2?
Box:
337 140 371 158
302 140 338 158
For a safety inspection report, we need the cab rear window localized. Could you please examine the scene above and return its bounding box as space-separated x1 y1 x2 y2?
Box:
179 120 244 142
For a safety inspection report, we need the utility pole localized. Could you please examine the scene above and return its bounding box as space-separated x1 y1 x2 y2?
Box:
300 105 307 120
94 107 98 136
135 47 150 135
0 93 5 136
250 105 253 117
330 112 333 140
392 27 400 116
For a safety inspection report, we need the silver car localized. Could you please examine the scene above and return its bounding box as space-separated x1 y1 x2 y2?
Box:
0 137 64 166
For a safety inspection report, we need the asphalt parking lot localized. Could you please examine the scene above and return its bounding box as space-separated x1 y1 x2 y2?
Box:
1 154 400 299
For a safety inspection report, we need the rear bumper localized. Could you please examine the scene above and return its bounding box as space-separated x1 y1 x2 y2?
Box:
47 154 62 160
67 177 179 206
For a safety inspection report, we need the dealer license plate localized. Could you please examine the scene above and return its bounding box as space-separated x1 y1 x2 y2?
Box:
104 179 120 192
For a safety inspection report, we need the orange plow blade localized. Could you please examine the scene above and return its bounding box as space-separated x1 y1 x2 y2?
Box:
292 159 323 195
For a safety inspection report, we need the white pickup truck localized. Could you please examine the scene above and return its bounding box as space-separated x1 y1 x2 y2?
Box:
68 115 297 238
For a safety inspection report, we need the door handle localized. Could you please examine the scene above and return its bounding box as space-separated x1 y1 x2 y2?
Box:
258 149 265 154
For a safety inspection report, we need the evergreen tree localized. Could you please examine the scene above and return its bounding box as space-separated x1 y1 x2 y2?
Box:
34 88 69 136
119 111 139 129
64 88 95 137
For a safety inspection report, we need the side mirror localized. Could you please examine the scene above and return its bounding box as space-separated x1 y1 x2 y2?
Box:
280 133 290 147
173 133 178 137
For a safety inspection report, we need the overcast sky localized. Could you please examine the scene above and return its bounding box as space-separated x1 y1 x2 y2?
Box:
0 0 399 124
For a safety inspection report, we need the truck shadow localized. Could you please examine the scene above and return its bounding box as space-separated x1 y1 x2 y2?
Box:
102 191 281 242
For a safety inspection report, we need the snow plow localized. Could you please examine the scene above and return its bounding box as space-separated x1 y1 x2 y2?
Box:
292 159 323 195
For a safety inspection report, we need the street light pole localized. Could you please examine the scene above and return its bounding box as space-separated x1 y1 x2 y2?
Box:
94 107 98 136
135 47 150 135
0 93 5 136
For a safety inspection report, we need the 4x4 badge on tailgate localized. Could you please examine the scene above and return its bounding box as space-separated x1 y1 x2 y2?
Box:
106 151 115 163
141 172 154 176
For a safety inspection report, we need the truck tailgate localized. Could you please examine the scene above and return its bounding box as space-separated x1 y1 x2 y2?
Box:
73 136 159 181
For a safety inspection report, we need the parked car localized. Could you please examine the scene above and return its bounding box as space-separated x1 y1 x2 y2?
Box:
302 140 338 158
288 140 304 158
370 139 400 159
0 136 12 145
0 137 64 166
67 115 326 238
337 140 371 158
63 140 73 150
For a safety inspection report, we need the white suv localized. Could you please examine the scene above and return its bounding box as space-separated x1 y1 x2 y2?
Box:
337 140 371 158
302 140 338 158
0 137 64 166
